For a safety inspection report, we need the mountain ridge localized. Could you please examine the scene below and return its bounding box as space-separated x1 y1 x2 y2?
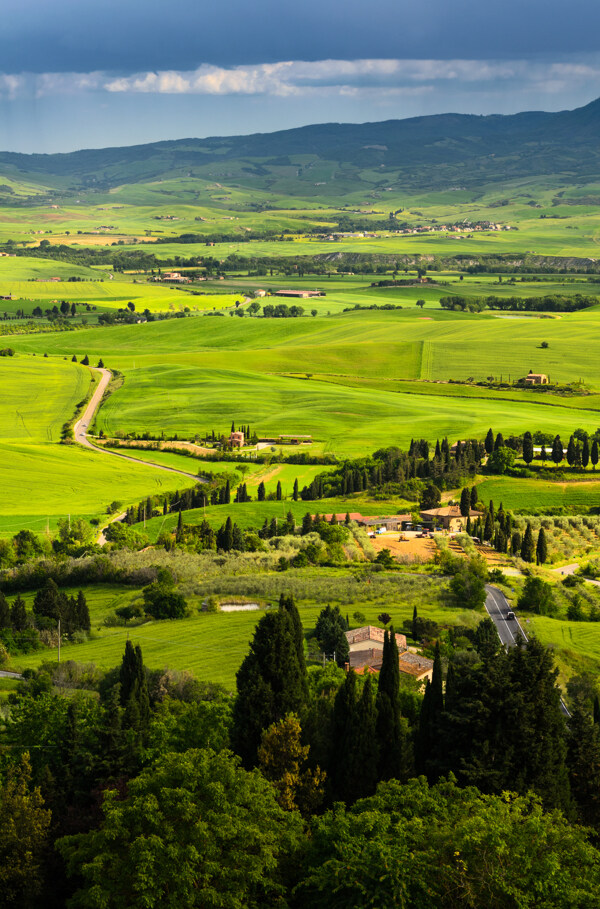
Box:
2 97 600 192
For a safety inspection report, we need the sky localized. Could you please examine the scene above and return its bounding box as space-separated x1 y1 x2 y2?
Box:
1 0 600 153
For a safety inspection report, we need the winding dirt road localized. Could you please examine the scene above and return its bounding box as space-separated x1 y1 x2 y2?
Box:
74 367 202 482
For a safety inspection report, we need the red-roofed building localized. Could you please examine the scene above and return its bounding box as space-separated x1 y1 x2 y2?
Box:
346 625 407 654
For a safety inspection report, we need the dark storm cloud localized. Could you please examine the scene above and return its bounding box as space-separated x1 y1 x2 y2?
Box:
4 0 600 73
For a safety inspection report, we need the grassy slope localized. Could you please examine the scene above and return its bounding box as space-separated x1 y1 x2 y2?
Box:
9 304 600 457
0 355 199 534
9 576 466 687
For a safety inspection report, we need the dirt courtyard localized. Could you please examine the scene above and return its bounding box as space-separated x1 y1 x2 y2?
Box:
371 532 437 562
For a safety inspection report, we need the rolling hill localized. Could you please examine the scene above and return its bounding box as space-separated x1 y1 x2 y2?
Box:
2 98 600 195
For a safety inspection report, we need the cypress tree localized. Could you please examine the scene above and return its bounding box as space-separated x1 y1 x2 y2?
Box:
459 487 470 517
494 432 504 451
416 641 444 780
508 638 571 811
582 436 590 469
33 578 62 623
257 481 265 501
276 480 282 501
0 592 11 629
470 486 478 509
536 527 548 565
552 435 564 465
293 478 299 501
412 606 418 642
521 523 535 562
376 628 409 782
233 609 307 766
278 593 307 694
522 430 534 465
118 641 150 734
331 670 358 802
485 428 495 454
10 594 27 631
352 675 379 800
301 512 312 535
483 511 494 542
567 436 576 468
76 591 91 632
176 509 184 543
567 699 600 831
592 440 599 471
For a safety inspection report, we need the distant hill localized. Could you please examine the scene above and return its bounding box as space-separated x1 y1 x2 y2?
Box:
3 98 600 194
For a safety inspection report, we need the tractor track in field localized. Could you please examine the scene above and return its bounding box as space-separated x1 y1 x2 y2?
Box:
73 367 204 484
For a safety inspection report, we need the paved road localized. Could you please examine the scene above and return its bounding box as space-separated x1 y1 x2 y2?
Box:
73 367 201 482
485 584 527 647
485 584 570 717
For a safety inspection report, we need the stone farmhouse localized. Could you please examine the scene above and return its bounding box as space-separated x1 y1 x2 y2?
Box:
521 371 549 385
420 505 483 532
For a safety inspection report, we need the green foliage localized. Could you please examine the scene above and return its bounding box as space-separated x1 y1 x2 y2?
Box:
233 608 308 766
0 752 51 908
58 748 303 909
518 576 557 616
297 776 600 909
449 562 487 610
314 605 349 666
488 445 516 474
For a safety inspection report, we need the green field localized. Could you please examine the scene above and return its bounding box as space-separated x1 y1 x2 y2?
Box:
7 302 600 458
0 355 198 534
9 576 470 687
4 161 600 560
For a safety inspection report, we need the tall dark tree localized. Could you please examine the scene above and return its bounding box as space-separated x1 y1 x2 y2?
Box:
118 640 150 742
278 593 307 696
567 436 577 468
10 594 27 631
293 479 299 501
568 699 600 832
376 629 409 782
416 642 444 780
459 487 470 517
233 609 307 766
33 578 63 624
522 431 534 465
330 671 379 804
552 435 564 466
592 439 599 471
276 480 282 501
536 527 548 566
257 481 266 502
582 436 590 470
314 605 349 666
521 523 535 562
484 428 495 455
470 486 478 509
0 591 11 629
494 432 505 451
176 509 184 544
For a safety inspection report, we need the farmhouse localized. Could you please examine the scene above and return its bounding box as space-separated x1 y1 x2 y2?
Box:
397 651 434 682
348 645 433 684
229 431 244 448
274 289 324 298
522 371 549 385
420 505 483 532
361 513 414 532
346 625 407 654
